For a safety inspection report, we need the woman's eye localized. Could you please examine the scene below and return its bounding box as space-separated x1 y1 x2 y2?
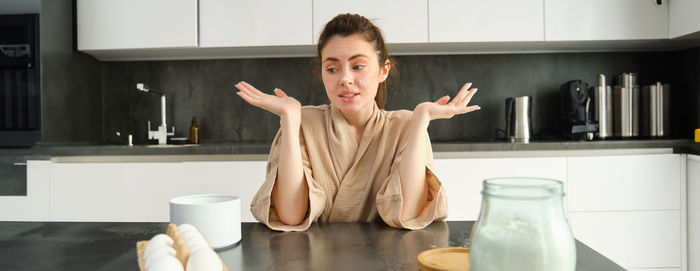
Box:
326 67 337 73
353 65 365 70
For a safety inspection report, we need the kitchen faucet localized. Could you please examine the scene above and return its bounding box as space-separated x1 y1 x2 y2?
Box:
136 83 174 144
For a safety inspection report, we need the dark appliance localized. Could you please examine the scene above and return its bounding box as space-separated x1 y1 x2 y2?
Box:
560 80 598 140
0 14 40 147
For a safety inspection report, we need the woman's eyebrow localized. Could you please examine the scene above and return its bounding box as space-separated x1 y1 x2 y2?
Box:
349 54 368 61
323 57 339 63
323 54 369 63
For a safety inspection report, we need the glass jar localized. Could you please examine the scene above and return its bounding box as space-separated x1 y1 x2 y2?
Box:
469 177 576 271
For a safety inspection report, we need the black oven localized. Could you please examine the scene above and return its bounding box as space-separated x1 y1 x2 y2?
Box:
0 14 40 147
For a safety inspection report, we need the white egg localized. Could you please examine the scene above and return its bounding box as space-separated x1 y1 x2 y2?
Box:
181 228 204 242
186 240 210 254
186 249 222 271
178 223 198 234
143 249 177 269
143 234 174 260
147 254 184 271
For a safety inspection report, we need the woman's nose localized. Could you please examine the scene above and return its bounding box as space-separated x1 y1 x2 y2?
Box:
340 73 352 86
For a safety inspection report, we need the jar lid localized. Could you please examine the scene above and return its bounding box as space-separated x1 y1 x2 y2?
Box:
417 247 470 271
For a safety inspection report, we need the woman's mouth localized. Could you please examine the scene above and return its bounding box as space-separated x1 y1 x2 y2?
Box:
338 92 359 102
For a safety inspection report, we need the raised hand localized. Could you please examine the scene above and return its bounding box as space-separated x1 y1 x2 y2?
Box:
235 81 301 119
414 82 480 121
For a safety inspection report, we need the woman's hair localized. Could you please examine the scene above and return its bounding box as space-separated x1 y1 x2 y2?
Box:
316 13 397 109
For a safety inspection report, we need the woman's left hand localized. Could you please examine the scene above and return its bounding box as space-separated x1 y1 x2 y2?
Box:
414 82 481 120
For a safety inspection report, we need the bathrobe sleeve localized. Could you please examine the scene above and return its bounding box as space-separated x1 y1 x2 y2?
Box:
375 131 448 230
249 128 327 232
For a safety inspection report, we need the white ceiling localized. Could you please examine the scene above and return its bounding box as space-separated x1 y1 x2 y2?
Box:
0 0 40 15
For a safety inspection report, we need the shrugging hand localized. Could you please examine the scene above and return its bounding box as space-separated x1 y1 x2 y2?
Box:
414 82 480 120
235 81 301 120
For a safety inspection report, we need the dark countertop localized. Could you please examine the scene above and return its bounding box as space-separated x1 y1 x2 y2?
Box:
0 221 624 271
0 138 696 159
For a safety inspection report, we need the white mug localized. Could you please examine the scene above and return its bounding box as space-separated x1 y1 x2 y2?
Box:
170 194 241 249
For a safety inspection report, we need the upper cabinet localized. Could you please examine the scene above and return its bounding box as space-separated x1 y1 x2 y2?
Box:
429 0 544 42
544 0 668 41
312 0 428 44
77 0 198 51
199 0 312 47
670 0 700 38
76 0 700 61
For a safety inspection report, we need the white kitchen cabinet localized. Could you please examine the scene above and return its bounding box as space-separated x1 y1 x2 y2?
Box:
313 0 428 44
544 0 669 41
182 161 267 223
567 154 685 270
688 155 700 271
429 0 544 42
77 0 198 51
567 154 682 212
433 157 567 221
570 211 682 269
50 162 183 222
0 161 50 221
670 0 700 38
50 163 126 221
199 0 312 47
122 163 184 222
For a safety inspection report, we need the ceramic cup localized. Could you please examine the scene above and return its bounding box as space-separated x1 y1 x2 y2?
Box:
170 194 241 249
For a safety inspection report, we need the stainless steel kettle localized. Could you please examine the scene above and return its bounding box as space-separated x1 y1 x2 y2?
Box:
505 96 533 143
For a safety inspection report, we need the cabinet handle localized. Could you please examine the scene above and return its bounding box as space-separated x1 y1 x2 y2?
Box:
13 162 27 166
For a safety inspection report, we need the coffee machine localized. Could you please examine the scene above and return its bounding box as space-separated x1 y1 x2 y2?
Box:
560 80 598 140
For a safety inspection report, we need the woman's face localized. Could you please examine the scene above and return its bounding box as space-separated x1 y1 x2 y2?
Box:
320 34 390 115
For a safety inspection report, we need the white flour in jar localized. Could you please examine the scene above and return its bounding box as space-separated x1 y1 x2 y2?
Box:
470 218 576 271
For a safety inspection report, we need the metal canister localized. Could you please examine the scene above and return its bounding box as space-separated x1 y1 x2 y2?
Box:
613 73 639 138
641 82 670 137
594 74 613 139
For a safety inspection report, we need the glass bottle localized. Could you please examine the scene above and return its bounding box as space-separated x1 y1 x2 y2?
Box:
189 116 199 144
469 177 576 271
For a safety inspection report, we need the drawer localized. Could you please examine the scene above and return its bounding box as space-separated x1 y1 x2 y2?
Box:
567 154 681 212
444 193 481 221
570 210 681 269
434 157 567 194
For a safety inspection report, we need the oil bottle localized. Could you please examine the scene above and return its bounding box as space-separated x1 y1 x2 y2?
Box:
189 116 199 144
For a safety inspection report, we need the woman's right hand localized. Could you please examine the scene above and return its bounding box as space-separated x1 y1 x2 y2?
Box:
235 81 301 120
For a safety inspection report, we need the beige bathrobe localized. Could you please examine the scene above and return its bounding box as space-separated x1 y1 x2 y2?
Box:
250 104 448 231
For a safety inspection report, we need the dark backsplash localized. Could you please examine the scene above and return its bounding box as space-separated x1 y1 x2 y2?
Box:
39 0 102 145
100 49 698 145
37 0 700 145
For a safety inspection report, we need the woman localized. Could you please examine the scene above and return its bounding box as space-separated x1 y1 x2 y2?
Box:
235 14 479 231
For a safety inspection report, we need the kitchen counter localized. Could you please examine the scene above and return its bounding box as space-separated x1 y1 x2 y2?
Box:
0 221 624 271
0 139 693 160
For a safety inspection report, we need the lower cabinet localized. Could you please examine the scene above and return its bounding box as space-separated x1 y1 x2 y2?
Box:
47 161 267 222
50 162 183 222
433 157 567 221
182 161 266 223
570 211 682 269
567 154 684 271
688 155 700 271
0 160 50 221
7 152 688 270
436 154 686 271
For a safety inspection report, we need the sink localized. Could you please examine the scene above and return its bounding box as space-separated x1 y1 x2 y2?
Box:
144 144 199 148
